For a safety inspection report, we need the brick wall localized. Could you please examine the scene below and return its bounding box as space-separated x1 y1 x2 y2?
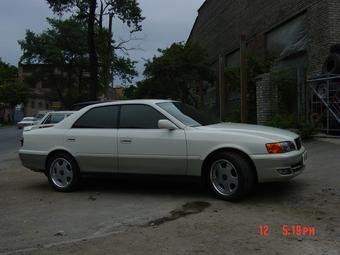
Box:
189 0 340 77
189 0 340 122
256 73 278 125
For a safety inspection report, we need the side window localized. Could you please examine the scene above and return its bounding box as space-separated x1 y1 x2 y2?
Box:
119 105 165 129
73 106 118 128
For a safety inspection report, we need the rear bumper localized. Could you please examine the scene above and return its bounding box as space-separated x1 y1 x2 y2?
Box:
251 147 307 183
19 150 46 172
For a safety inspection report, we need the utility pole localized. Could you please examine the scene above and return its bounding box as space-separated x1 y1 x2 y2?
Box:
218 54 225 121
240 33 248 123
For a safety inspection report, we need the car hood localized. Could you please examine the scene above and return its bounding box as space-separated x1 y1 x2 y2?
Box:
196 123 299 141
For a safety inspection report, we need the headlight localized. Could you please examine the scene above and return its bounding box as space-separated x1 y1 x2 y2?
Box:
266 141 296 154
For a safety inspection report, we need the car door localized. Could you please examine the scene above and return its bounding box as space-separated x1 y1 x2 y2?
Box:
64 105 119 173
117 104 187 175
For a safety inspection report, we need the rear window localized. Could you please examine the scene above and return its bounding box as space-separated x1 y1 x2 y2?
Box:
73 106 118 129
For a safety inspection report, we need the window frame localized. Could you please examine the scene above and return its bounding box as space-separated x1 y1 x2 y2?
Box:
118 104 177 130
72 105 120 129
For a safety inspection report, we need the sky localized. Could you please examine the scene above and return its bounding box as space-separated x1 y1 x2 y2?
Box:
0 0 205 84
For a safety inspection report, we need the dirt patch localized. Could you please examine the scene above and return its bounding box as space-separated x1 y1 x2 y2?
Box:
147 201 210 227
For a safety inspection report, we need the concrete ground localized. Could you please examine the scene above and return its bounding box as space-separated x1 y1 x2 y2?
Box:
0 127 339 255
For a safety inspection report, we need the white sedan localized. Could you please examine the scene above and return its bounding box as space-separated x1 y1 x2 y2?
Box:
19 100 307 200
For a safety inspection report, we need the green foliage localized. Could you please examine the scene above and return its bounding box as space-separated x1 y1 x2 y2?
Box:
46 0 144 32
45 0 144 99
271 70 296 114
0 59 17 83
19 18 88 65
135 42 212 103
297 121 315 140
223 52 275 123
270 113 296 129
18 17 138 107
123 84 137 99
270 114 315 139
0 82 30 107
223 105 241 123
18 18 90 107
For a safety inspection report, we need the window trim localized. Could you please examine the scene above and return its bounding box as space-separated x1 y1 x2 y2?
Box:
72 105 119 129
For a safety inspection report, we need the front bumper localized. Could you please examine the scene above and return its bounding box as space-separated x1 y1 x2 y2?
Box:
251 147 307 183
19 150 46 172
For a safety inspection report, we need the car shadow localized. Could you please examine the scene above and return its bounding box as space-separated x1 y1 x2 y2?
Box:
79 174 209 199
26 174 308 203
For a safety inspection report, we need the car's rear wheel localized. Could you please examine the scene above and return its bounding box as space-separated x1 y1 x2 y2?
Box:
205 151 255 201
46 152 80 192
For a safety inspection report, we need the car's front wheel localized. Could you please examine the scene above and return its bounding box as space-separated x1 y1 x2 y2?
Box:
205 151 256 201
46 152 80 192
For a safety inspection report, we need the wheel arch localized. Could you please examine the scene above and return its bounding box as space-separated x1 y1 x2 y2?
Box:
45 149 79 172
201 147 258 183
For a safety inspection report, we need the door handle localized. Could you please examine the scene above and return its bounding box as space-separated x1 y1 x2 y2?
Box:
67 138 76 142
120 138 132 144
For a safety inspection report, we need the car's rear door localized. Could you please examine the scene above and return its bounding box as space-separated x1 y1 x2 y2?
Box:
64 105 119 173
117 104 187 175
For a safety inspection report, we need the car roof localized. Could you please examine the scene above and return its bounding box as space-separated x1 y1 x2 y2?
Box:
46 111 76 114
53 99 181 130
85 99 176 108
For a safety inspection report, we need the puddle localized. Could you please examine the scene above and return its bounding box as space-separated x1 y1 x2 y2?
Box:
147 201 211 227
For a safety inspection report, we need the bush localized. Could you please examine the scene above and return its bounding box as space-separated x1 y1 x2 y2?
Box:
269 114 296 129
269 114 315 139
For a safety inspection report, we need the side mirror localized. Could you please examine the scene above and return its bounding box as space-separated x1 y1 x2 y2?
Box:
158 119 177 130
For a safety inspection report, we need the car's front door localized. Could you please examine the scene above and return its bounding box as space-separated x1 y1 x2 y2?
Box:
64 105 119 173
117 104 187 175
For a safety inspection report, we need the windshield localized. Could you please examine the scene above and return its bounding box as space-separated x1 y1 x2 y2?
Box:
157 102 220 127
36 113 46 119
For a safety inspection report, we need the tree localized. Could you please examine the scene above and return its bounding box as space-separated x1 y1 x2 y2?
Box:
19 18 89 107
0 81 30 123
45 0 144 100
0 58 17 84
19 18 137 107
0 82 30 108
135 43 212 105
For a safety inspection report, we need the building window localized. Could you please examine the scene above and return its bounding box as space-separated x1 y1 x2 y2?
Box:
225 50 240 67
38 101 43 109
266 13 307 60
31 101 35 109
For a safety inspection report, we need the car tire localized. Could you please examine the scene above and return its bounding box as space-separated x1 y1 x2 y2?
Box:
205 151 256 201
46 152 80 192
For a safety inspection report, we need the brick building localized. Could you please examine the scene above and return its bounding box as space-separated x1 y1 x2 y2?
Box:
188 0 340 124
18 64 92 116
19 64 121 117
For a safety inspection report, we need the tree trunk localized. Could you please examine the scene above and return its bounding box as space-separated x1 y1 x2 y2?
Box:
88 0 99 100
105 13 113 98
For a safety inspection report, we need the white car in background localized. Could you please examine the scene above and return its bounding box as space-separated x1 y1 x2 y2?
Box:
23 111 75 132
17 117 38 129
19 100 307 201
